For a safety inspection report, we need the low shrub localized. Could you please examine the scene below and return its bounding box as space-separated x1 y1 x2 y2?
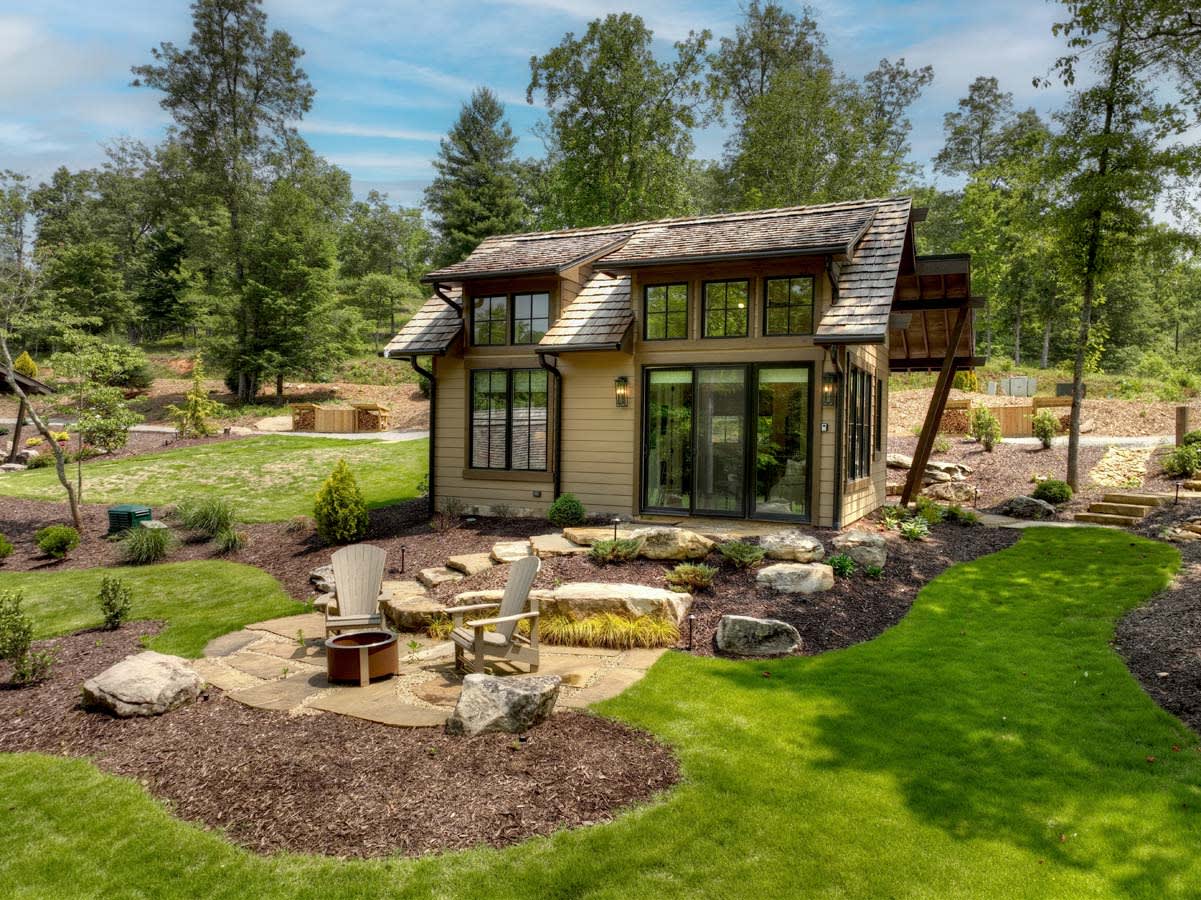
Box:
0 533 12 560
50 430 70 444
899 518 930 541
952 369 981 393
1031 410 1060 449
12 647 55 684
665 563 716 591
1183 430 1201 448
589 537 642 564
314 459 369 544
97 577 133 630
863 564 884 579
1032 479 1073 505
120 525 177 564
214 527 248 554
26 454 56 469
538 613 679 650
1162 444 1200 478
932 434 952 454
547 493 586 528
913 496 944 525
880 506 907 530
970 408 1001 451
828 553 857 578
25 436 43 447
35 525 79 559
177 496 235 537
717 540 765 568
0 590 51 685
942 504 981 526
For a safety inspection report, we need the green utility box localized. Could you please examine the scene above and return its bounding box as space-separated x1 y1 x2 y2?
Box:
107 504 152 534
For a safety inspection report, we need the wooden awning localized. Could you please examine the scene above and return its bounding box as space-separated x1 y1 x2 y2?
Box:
889 255 983 371
0 370 52 395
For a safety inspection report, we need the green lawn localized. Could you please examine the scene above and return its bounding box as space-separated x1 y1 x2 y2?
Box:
0 562 306 657
1 528 1196 898
0 435 428 523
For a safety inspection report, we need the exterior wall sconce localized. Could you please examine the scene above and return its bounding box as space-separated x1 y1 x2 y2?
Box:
615 375 630 408
822 372 839 407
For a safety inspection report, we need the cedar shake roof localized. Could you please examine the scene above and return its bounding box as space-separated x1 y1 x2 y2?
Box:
422 232 631 282
0 369 52 395
381 288 462 357
538 273 632 350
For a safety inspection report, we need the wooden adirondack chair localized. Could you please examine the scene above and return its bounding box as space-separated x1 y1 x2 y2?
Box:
450 555 542 675
325 543 388 636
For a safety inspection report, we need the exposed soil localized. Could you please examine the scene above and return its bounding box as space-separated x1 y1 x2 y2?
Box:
1115 500 1201 732
0 625 679 859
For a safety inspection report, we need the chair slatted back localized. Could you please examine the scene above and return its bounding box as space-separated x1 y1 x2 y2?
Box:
331 544 387 618
496 555 541 640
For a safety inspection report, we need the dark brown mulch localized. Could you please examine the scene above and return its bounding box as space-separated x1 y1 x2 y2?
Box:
0 624 680 859
1115 499 1201 732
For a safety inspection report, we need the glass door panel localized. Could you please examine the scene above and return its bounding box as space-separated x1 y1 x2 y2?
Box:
694 368 747 515
754 367 811 518
644 370 693 511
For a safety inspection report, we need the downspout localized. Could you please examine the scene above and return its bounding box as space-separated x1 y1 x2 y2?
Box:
432 282 461 315
537 352 563 501
407 354 437 518
830 346 845 530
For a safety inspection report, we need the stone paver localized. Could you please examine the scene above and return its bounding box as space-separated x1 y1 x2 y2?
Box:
530 533 591 557
559 667 648 708
251 639 326 664
417 566 465 588
491 540 533 563
245 612 326 641
380 580 427 601
202 630 262 658
446 553 495 576
308 680 450 727
228 671 329 711
189 657 264 693
224 650 309 681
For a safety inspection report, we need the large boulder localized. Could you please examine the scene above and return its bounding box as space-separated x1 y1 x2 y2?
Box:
626 526 714 560
756 563 834 594
543 583 692 626
383 595 449 631
886 452 913 469
997 495 1056 520
924 482 979 504
716 615 802 656
830 530 888 569
759 530 825 562
309 565 335 594
927 459 972 477
561 526 637 546
446 673 561 736
82 651 203 718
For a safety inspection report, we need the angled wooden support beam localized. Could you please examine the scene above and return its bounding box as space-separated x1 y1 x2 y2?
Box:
901 306 970 507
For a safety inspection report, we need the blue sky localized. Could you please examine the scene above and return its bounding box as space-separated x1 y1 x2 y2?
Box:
0 0 1076 208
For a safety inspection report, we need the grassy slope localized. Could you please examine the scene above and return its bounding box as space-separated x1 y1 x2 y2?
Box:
0 562 305 657
0 435 427 523
1 529 1195 898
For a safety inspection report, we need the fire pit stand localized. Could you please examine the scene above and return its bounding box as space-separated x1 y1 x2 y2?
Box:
323 630 399 687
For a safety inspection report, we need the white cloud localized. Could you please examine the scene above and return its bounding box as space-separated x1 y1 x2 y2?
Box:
299 119 442 141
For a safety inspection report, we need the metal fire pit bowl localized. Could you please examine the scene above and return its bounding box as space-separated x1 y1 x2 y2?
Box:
324 630 399 686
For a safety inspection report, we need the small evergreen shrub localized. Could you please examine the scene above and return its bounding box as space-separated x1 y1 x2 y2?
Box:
547 493 586 527
0 533 12 561
589 537 642 564
1031 410 1059 449
97 577 133 630
863 564 884 579
970 408 1001 451
899 518 930 540
828 553 857 578
0 590 32 662
35 525 79 559
25 436 43 447
177 497 235 537
120 525 176 564
717 540 765 568
665 563 716 591
50 430 70 444
165 359 222 437
1163 444 1200 478
913 496 945 525
314 459 369 543
214 527 247 554
1032 479 1073 505
12 350 38 378
952 369 980 392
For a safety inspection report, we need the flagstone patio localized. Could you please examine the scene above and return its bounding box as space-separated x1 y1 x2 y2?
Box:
189 612 667 727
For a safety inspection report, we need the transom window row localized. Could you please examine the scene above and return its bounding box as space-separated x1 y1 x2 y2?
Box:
471 292 551 346
642 276 815 341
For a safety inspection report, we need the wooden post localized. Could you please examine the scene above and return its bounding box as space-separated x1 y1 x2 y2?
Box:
1178 406 1193 446
901 306 970 507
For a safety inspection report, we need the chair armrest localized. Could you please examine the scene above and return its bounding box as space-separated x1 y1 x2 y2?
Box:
466 610 541 629
446 602 500 615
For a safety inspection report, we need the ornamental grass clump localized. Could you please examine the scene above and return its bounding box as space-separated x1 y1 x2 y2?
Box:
589 537 642 564
665 563 716 592
717 540 765 568
120 525 177 565
97 577 133 630
215 527 248 554
35 525 79 560
537 613 679 649
177 497 235 538
314 459 369 544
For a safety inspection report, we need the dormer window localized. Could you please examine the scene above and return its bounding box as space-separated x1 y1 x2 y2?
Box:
513 292 550 344
470 291 551 346
471 295 508 346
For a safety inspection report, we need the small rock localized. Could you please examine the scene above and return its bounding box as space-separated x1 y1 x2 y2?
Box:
830 530 888 569
625 526 715 560
759 530 825 562
82 651 203 718
491 540 533 563
309 565 335 593
716 615 802 656
756 563 835 594
0 462 26 473
446 553 494 576
446 673 561 736
417 566 464 588
997 496 1056 520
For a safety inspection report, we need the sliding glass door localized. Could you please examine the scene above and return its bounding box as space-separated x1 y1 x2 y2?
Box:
642 364 811 520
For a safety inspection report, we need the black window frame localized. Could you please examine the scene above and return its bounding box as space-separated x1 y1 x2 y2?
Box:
701 279 750 339
469 368 549 472
511 291 551 345
643 282 689 341
875 377 884 453
763 275 815 336
470 294 509 346
847 366 873 481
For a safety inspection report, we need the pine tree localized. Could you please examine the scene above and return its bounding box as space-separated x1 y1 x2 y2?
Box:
313 459 369 544
424 88 527 267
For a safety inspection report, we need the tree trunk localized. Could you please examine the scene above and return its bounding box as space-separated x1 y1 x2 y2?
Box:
1041 315 1052 369
1014 296 1023 367
6 398 25 463
275 372 284 403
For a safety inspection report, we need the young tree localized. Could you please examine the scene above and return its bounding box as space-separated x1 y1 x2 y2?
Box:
424 88 528 266
133 0 316 401
528 14 710 226
1043 0 1201 488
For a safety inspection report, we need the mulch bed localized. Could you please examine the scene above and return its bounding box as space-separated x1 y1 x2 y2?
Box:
1115 500 1201 732
0 624 679 859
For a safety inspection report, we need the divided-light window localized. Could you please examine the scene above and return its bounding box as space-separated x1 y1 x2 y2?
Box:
470 368 549 471
702 280 749 338
471 292 551 346
644 283 688 340
847 367 873 480
471 295 508 346
764 276 815 336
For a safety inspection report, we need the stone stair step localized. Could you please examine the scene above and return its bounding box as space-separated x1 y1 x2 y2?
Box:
1184 480 1201 492
1089 502 1153 517
1074 512 1141 526
1101 493 1166 507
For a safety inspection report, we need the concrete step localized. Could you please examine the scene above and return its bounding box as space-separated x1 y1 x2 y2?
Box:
1184 480 1201 492
1074 512 1142 527
1101 493 1166 507
1089 502 1153 518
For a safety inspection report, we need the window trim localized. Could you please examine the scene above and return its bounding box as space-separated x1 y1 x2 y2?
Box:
762 275 816 337
468 367 549 473
642 282 690 341
701 279 751 339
